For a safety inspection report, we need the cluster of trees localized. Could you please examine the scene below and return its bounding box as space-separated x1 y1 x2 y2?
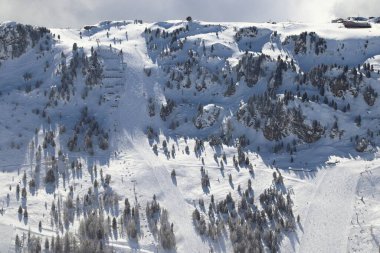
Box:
145 195 176 249
144 22 228 100
160 99 175 121
150 138 179 159
147 97 156 116
77 210 109 251
283 31 327 55
272 139 298 155
234 26 258 42
237 92 324 143
43 131 56 149
144 22 221 60
55 45 103 102
121 198 140 239
146 24 380 161
0 23 50 59
236 53 268 87
67 106 109 153
193 139 205 154
144 26 189 58
146 126 158 140
363 85 377 106
14 154 142 252
85 48 103 86
362 62 375 77
283 32 308 55
146 195 161 234
57 51 75 101
159 209 176 249
231 145 252 170
309 32 327 55
200 166 210 189
22 218 114 253
192 172 296 252
294 62 379 144
192 207 224 240
155 30 377 149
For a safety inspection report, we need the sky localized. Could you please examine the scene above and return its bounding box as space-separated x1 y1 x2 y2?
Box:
0 0 379 28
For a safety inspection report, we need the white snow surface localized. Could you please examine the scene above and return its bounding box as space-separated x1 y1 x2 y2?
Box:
0 20 380 253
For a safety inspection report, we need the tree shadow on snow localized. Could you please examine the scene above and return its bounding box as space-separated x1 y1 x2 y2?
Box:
261 138 376 174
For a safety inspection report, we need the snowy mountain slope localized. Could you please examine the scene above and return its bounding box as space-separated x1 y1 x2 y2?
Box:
348 162 380 252
0 19 380 253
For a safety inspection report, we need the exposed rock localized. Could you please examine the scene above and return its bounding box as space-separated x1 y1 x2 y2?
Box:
194 104 221 129
356 138 369 152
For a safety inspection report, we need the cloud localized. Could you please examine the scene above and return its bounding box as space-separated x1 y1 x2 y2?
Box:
0 0 377 28
331 0 380 18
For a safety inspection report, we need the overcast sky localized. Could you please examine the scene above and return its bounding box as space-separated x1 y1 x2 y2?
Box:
1 0 379 28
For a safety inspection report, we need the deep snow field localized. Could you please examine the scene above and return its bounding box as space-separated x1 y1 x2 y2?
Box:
0 19 380 253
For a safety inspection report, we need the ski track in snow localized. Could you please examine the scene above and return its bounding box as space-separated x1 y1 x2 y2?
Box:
297 161 362 253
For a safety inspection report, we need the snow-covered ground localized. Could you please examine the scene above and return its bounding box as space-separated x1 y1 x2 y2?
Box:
0 19 380 252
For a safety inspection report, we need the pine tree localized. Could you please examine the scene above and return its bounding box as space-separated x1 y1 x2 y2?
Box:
112 217 117 230
16 184 20 196
24 207 28 218
63 232 70 253
45 238 49 250
15 234 21 248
